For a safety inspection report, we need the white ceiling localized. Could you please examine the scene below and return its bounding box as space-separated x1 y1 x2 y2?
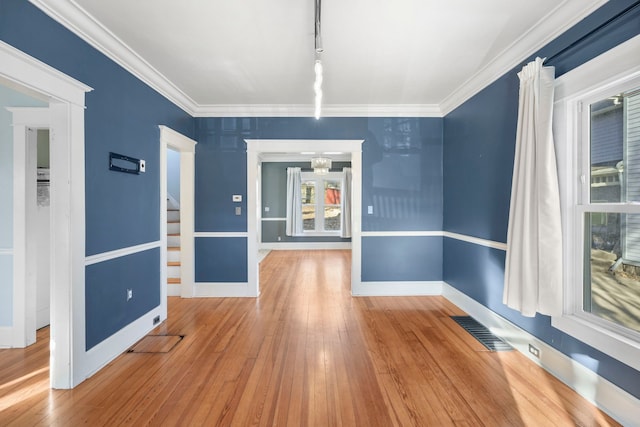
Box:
33 0 606 116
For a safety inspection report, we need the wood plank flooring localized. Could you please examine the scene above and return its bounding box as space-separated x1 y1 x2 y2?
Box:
0 250 620 426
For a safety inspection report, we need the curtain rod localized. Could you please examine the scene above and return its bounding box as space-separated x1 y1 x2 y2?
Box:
545 0 640 64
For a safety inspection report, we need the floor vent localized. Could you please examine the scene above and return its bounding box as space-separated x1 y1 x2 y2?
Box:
128 334 184 354
450 316 513 352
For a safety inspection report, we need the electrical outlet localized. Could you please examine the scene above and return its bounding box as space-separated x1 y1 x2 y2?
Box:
127 289 133 301
528 343 540 358
153 315 160 325
139 159 145 173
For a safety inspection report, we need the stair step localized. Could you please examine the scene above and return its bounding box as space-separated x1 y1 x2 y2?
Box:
168 233 180 236
168 246 180 251
167 250 180 263
168 261 180 266
168 278 181 284
167 209 180 222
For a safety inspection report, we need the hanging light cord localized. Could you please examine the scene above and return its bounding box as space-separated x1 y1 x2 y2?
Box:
314 0 323 120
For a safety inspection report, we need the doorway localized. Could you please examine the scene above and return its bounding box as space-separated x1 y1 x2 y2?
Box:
1 42 91 389
245 139 364 297
159 125 197 309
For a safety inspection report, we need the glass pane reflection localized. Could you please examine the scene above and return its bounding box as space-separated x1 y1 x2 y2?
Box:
585 212 640 334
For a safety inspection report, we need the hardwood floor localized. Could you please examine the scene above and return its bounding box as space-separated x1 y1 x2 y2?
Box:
0 250 620 426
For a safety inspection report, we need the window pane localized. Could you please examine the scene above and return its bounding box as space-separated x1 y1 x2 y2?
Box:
584 212 640 334
324 206 341 231
589 89 640 203
301 182 315 204
302 205 315 231
324 180 341 205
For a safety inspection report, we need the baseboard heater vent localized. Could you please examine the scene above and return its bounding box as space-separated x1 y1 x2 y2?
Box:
128 334 184 354
450 316 513 352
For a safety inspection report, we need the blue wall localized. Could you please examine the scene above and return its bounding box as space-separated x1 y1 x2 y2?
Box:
0 0 194 349
194 117 443 283
443 0 640 398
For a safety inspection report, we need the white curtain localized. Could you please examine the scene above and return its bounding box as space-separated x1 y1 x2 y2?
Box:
341 167 352 238
503 57 563 317
285 167 303 236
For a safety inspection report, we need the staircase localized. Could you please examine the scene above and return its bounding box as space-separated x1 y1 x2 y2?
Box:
167 207 181 296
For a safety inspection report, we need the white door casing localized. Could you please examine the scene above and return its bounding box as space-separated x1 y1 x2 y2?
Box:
159 125 197 305
1 40 92 388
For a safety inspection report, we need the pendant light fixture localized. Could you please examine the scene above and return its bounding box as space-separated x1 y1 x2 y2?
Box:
311 156 331 175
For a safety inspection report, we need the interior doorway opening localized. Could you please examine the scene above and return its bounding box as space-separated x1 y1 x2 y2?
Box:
1 41 91 389
159 125 197 311
245 139 364 298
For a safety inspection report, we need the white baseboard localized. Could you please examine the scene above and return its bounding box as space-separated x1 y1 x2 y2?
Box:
259 242 351 250
0 327 15 348
81 308 164 384
167 283 181 297
194 282 258 297
442 282 640 427
352 281 443 296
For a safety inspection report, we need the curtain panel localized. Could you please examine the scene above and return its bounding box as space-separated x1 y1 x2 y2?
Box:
503 57 563 317
285 167 303 236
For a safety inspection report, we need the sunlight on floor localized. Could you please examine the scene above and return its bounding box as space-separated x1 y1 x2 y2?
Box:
496 352 616 426
0 367 49 412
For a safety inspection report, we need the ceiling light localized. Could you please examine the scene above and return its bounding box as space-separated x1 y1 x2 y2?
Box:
311 157 331 175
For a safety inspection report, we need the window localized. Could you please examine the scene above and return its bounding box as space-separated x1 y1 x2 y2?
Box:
552 35 640 371
582 87 640 335
300 172 342 235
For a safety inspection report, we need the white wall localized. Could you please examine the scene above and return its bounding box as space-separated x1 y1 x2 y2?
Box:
0 84 46 327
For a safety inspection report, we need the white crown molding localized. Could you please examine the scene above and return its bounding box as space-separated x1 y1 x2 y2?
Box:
192 103 442 118
29 0 198 115
29 0 607 119
439 0 608 116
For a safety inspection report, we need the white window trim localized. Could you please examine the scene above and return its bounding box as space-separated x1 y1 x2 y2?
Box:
300 171 343 236
552 34 640 371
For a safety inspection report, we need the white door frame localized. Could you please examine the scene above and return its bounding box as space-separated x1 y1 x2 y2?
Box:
159 125 197 304
245 139 363 297
1 40 91 388
8 108 50 349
